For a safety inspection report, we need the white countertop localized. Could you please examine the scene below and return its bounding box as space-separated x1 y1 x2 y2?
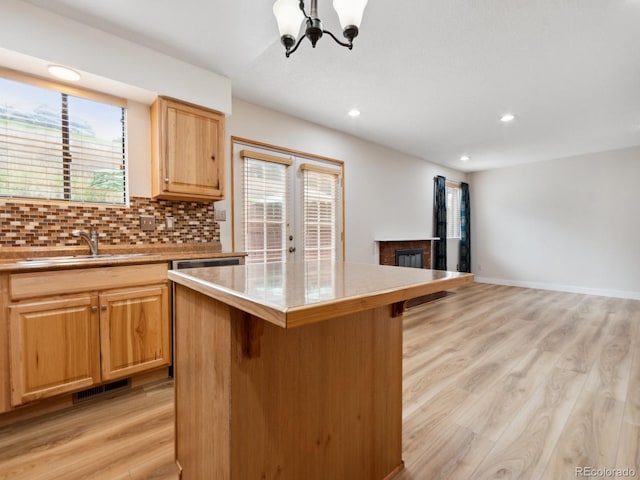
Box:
169 261 472 328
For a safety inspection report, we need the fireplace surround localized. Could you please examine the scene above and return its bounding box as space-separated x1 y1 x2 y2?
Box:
376 238 437 269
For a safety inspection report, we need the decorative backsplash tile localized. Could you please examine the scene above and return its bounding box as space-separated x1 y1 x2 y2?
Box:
0 196 220 248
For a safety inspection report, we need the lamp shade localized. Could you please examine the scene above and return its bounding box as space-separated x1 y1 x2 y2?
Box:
273 0 304 39
332 0 368 29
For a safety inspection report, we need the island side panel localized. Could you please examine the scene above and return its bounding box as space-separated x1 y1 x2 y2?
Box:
229 305 403 480
174 284 231 479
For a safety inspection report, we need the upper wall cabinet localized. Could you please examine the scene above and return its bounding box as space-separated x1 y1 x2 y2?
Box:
150 96 225 201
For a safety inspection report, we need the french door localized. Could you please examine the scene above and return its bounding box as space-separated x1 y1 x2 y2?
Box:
232 140 344 264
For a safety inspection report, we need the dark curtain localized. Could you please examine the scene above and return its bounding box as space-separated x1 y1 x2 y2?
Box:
433 175 447 270
459 182 471 272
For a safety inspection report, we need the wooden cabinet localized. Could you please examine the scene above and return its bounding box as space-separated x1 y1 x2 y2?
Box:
9 295 101 405
5 264 171 407
100 286 170 381
151 96 225 201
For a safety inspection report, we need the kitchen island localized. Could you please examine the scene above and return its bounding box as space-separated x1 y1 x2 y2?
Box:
169 262 473 480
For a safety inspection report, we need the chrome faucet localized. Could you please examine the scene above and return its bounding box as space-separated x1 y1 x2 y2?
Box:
72 227 99 256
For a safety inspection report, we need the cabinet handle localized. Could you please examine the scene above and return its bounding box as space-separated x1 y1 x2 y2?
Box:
211 155 216 161
164 177 169 183
101 305 107 311
91 306 98 313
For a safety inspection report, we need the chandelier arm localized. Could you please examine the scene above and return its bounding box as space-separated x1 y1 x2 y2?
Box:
323 29 353 49
286 32 308 57
298 1 311 22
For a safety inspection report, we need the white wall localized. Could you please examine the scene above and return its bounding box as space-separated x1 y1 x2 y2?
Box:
219 99 467 264
126 101 152 198
471 145 640 299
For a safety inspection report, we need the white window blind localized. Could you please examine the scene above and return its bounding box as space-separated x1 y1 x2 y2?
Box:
446 183 461 239
0 75 127 205
243 156 289 264
303 166 339 262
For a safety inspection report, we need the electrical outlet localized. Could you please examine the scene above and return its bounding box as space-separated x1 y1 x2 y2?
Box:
165 216 175 231
139 215 156 231
214 209 226 221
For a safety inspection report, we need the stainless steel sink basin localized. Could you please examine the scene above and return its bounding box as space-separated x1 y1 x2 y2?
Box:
16 253 153 266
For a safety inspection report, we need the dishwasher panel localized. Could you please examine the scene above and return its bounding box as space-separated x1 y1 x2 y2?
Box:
171 257 243 270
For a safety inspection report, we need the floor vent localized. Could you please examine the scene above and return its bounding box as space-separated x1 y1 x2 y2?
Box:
73 379 131 403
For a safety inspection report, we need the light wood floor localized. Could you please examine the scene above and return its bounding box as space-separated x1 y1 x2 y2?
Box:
1 283 639 479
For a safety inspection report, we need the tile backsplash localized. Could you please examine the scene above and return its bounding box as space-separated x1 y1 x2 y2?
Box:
0 196 220 248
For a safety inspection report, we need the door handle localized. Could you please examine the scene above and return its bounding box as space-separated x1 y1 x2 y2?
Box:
289 247 296 253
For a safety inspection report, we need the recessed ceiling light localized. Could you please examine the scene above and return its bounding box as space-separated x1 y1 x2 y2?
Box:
48 65 81 82
348 108 361 117
460 155 470 162
500 113 516 123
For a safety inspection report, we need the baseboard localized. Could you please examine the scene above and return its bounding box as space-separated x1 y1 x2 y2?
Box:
474 276 640 300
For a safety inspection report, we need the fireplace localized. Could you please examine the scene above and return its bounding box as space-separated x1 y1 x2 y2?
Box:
395 249 424 268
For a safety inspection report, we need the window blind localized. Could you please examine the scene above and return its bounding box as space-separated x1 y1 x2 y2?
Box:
303 166 338 262
243 157 289 264
0 76 126 205
446 184 461 239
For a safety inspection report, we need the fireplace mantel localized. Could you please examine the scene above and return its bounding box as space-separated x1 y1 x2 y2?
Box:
375 237 439 242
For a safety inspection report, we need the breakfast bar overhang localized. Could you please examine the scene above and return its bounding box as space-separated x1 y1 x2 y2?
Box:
169 262 473 479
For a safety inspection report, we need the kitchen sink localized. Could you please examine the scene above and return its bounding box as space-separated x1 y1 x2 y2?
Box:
16 253 154 266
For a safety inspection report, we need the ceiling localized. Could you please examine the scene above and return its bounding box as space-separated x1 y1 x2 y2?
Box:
22 0 640 172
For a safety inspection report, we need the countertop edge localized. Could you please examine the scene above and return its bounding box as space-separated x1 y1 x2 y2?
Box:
286 273 473 327
0 251 246 272
169 270 288 328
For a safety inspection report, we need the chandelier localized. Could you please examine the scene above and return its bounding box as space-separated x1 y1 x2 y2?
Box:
273 0 368 58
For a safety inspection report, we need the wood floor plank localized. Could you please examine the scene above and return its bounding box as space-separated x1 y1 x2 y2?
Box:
403 314 541 420
128 449 178 480
403 386 472 444
454 348 559 442
555 314 609 374
615 422 640 475
395 422 495 480
468 367 587 480
583 332 633 402
0 405 173 479
0 382 174 480
625 339 640 426
542 391 625 480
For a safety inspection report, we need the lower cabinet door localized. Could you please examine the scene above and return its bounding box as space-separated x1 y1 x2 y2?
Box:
9 295 101 406
99 285 170 381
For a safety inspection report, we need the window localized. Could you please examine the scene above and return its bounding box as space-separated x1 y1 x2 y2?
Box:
242 156 290 264
0 73 127 205
446 183 461 239
302 165 338 262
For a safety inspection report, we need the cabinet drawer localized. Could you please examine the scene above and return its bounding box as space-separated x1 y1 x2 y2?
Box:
9 263 169 300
